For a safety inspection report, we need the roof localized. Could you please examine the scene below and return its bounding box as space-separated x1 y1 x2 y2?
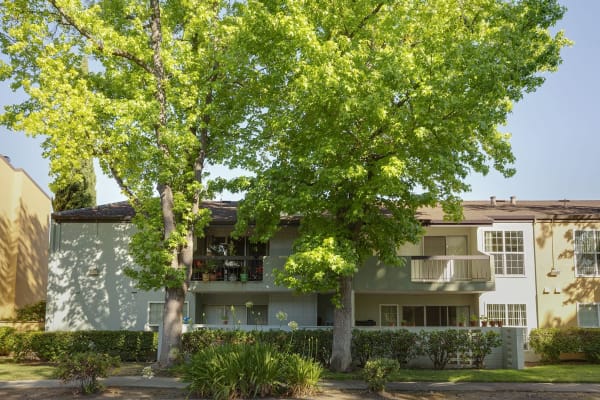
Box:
52 200 239 223
52 199 600 224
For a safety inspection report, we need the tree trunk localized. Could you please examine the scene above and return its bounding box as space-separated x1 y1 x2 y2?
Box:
330 274 353 372
159 286 185 366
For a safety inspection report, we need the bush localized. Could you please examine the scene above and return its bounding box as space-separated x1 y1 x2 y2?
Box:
580 329 600 363
529 328 581 363
56 352 120 394
11 331 157 362
14 301 46 322
0 327 16 356
352 329 419 367
362 358 400 392
419 329 469 370
183 343 322 399
469 331 502 368
183 329 332 367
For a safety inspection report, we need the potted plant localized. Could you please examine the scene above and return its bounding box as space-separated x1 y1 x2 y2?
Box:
489 319 496 327
207 261 217 281
239 264 248 282
469 314 479 327
496 319 503 327
480 316 488 327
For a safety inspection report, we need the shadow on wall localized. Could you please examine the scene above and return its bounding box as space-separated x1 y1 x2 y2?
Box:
562 278 600 306
47 222 139 330
536 220 600 260
0 201 48 319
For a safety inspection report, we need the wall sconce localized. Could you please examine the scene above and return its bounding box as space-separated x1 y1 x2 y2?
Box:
555 287 561 294
549 267 560 277
543 287 550 294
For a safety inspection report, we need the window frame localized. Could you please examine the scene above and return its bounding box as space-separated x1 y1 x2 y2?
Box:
380 304 399 327
577 303 600 327
483 230 525 276
147 301 190 327
486 303 527 327
574 230 600 277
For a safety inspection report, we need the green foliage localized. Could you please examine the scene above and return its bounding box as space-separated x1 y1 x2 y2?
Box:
528 328 600 363
182 329 333 367
51 158 96 211
56 352 120 394
236 0 569 370
0 327 16 356
469 331 502 369
14 301 46 322
579 329 600 363
529 328 582 363
363 358 400 392
183 343 322 400
10 331 156 362
351 329 419 367
419 330 470 370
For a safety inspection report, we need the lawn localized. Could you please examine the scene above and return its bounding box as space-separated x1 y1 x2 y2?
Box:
325 363 600 383
3 360 600 383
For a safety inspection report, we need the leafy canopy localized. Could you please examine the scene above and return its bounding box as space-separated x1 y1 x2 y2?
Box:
235 0 570 295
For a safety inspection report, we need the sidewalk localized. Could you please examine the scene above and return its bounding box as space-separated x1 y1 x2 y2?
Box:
2 377 600 394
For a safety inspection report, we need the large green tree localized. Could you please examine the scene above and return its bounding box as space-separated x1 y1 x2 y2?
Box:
0 0 262 366
51 157 96 211
235 0 569 371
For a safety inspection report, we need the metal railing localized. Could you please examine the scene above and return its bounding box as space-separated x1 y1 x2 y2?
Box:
410 255 492 282
191 256 264 282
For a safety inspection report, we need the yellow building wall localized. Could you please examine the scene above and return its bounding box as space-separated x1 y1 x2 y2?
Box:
534 220 600 328
0 157 51 320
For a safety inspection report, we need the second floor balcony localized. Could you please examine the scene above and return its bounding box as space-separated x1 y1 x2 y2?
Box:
411 255 493 282
191 256 264 282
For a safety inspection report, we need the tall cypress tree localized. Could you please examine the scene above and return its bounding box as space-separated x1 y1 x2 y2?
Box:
51 158 96 211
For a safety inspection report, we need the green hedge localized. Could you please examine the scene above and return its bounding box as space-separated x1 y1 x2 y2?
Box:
0 327 16 356
351 329 418 366
9 331 157 362
529 328 600 363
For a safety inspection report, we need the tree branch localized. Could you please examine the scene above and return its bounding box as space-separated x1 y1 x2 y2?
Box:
47 0 153 74
346 3 385 39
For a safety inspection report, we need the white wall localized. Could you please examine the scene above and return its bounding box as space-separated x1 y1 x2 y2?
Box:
46 221 176 331
478 222 538 333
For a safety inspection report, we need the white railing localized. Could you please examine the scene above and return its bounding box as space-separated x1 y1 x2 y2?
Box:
411 255 492 282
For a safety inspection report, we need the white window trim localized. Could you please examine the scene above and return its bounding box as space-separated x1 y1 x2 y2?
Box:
574 230 600 277
147 301 190 327
482 230 526 277
486 303 527 327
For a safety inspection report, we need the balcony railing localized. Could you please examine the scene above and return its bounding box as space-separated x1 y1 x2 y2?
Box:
410 255 492 282
191 256 264 282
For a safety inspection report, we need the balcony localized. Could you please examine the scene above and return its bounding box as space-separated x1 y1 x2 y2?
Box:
411 255 492 282
191 256 264 282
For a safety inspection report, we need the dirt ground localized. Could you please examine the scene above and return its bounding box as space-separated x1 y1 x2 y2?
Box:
1 387 600 400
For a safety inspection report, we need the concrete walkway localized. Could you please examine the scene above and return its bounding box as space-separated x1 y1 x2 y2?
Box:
2 377 600 394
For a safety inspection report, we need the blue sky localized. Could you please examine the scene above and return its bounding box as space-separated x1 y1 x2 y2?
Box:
1 0 598 205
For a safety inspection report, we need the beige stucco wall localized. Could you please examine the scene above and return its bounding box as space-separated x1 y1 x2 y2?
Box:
0 157 50 320
534 219 600 327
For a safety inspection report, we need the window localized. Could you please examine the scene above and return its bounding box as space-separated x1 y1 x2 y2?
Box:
380 305 398 326
484 231 524 275
486 304 526 326
148 302 190 327
578 304 600 327
247 305 268 325
401 305 469 327
574 231 600 276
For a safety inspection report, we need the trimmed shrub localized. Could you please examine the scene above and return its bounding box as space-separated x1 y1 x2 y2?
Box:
469 330 502 368
183 343 322 400
363 358 400 392
0 327 16 356
352 329 418 367
419 329 469 370
580 329 600 363
11 331 157 362
56 352 120 394
529 328 581 363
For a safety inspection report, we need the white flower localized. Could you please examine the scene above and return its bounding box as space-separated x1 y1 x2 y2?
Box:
245 301 254 309
142 366 154 379
288 320 299 331
276 310 288 322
